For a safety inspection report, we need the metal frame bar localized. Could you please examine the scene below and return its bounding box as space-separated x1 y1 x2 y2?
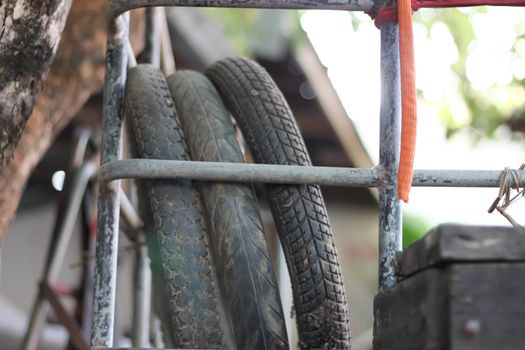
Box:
98 159 525 188
108 0 375 19
79 186 97 343
141 8 162 67
91 12 129 348
100 160 382 186
22 162 97 350
378 21 402 289
159 8 176 75
131 237 152 347
40 282 90 350
93 0 522 347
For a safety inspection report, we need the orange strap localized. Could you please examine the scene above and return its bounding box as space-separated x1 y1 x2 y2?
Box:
373 0 525 201
397 0 417 202
374 0 525 28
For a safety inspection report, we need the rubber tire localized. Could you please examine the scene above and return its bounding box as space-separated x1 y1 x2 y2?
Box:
207 58 351 350
124 64 224 348
167 70 289 350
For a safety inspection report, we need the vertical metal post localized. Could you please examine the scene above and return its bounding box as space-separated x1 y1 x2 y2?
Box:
80 210 96 342
141 7 162 67
159 8 176 75
91 13 129 348
378 22 403 290
132 237 152 347
21 163 96 350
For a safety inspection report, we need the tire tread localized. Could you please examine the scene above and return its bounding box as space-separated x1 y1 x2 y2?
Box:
125 64 223 348
167 70 288 350
207 58 351 350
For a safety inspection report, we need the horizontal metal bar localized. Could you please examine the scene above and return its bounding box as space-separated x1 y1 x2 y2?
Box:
413 169 524 187
109 0 375 19
99 159 383 187
99 159 525 188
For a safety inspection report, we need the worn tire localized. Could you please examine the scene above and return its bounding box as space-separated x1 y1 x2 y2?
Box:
167 70 289 350
124 64 224 348
207 58 351 350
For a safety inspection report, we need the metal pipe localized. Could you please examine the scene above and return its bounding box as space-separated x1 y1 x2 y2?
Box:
150 314 165 348
127 40 138 68
140 7 162 67
131 237 152 347
21 163 96 350
45 164 98 282
378 22 402 290
40 283 90 350
91 13 129 348
108 0 375 19
98 159 525 188
80 193 96 342
119 188 143 231
99 159 383 187
159 8 176 75
412 169 523 187
71 128 92 168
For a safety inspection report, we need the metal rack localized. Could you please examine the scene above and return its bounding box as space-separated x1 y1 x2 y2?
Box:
92 0 523 348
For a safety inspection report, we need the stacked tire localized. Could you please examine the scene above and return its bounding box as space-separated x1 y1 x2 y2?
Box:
125 58 351 349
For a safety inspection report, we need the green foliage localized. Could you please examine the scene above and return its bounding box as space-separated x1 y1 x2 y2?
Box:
403 213 430 248
206 7 525 139
204 8 306 57
204 9 258 56
415 8 525 139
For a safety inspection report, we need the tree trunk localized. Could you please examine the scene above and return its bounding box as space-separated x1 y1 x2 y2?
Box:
0 0 72 169
0 1 144 240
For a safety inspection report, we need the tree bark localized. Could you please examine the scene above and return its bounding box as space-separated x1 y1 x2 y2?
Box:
0 1 144 240
0 0 72 169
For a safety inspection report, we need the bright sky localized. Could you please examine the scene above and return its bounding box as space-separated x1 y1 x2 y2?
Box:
300 8 525 227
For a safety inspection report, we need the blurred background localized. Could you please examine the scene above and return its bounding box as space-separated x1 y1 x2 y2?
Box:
1 5 524 349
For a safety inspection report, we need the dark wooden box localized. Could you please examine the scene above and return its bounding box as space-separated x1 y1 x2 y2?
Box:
373 224 525 350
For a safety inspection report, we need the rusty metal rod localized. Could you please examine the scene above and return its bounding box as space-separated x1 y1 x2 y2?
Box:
21 162 97 350
98 159 525 188
40 283 90 350
109 0 375 19
99 159 383 187
378 22 402 290
91 13 129 348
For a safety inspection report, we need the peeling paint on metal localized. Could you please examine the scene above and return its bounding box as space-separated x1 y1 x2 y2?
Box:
99 159 383 187
90 13 129 348
109 0 375 20
378 22 402 290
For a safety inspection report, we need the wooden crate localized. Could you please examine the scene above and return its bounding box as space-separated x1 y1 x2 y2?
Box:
373 224 525 350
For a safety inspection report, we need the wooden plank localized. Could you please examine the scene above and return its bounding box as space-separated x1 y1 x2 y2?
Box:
449 263 525 350
374 269 448 350
397 224 525 277
375 263 525 350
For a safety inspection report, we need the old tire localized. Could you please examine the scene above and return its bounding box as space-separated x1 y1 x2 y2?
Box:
207 57 351 350
167 70 289 350
124 64 223 348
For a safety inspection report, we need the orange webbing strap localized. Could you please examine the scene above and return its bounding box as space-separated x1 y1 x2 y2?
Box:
420 0 525 7
374 0 525 26
397 0 417 202
373 0 525 201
